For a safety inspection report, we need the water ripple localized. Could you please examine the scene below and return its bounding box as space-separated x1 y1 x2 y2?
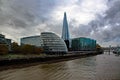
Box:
0 52 120 80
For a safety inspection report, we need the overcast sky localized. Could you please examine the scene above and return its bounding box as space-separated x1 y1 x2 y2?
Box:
0 0 120 47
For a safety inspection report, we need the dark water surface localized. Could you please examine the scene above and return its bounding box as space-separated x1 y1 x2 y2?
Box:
0 52 120 80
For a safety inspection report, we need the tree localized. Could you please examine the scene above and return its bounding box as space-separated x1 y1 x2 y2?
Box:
96 44 103 52
21 44 35 54
11 42 21 53
34 47 44 54
11 42 44 54
21 44 43 54
96 44 102 49
0 44 8 54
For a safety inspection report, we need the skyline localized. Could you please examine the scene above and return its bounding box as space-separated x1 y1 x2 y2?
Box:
0 0 120 47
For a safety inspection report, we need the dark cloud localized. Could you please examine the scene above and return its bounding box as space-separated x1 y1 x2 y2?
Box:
0 0 59 43
105 0 120 24
69 19 92 38
0 0 57 28
0 0 120 46
97 0 120 43
69 0 120 46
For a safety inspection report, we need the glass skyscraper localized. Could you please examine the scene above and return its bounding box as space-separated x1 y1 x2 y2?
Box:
62 12 70 49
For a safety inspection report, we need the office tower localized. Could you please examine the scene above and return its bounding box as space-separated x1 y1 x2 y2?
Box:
62 12 70 49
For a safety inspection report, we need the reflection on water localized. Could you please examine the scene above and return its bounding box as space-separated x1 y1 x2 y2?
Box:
0 52 120 80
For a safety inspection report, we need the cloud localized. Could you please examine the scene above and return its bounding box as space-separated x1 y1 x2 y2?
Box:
0 0 57 41
91 0 120 46
0 0 120 47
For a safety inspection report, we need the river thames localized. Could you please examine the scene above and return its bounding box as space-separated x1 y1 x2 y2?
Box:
0 52 120 80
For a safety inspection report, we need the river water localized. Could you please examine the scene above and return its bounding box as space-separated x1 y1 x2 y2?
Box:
0 52 120 80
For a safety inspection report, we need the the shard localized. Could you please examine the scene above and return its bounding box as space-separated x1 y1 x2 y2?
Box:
62 12 70 49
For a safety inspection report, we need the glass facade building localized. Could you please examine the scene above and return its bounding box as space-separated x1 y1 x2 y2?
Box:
0 34 6 44
41 32 68 53
71 37 96 51
0 34 11 51
21 35 43 47
62 12 70 49
62 12 70 41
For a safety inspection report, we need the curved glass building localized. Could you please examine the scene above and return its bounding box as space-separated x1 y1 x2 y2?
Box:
41 32 68 53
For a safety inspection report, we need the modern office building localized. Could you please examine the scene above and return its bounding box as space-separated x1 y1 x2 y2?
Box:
0 34 6 44
41 32 68 53
71 37 96 51
6 39 12 51
21 35 43 47
61 12 70 49
0 34 12 51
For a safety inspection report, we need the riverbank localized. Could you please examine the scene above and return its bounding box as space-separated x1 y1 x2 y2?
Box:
0 51 103 68
1 52 119 80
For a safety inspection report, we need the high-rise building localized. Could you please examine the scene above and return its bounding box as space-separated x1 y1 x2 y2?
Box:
62 12 70 49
